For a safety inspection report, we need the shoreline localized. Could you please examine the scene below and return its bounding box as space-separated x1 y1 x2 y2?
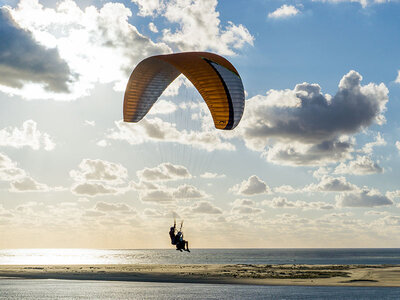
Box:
1 264 400 286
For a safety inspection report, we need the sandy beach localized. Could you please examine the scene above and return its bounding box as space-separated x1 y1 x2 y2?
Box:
1 264 399 287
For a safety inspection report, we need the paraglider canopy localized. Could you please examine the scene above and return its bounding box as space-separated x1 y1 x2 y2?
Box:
123 52 245 130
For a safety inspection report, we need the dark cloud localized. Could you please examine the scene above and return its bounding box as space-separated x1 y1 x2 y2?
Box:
240 71 388 166
0 7 71 92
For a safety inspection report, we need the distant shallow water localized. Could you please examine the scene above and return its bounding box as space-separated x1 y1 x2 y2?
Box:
0 248 400 265
1 279 400 300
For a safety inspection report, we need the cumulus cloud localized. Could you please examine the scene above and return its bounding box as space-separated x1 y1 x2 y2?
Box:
304 175 358 192
147 99 177 115
334 155 383 175
360 132 386 154
386 190 400 201
0 152 26 181
70 159 128 184
161 0 254 55
137 162 191 181
273 185 298 194
173 184 207 199
336 188 393 207
70 159 128 197
9 176 50 192
5 0 171 100
148 22 159 33
231 199 263 214
231 175 271 196
132 0 164 17
265 197 335 210
239 70 388 166
139 183 207 203
268 5 300 19
396 141 400 153
3 0 253 99
94 201 135 213
0 151 55 192
0 7 71 93
0 120 55 151
200 172 226 179
185 201 223 214
396 71 400 84
107 118 235 152
71 182 120 197
140 189 175 203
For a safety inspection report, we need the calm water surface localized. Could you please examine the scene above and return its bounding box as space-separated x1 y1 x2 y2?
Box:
1 279 400 300
0 248 399 265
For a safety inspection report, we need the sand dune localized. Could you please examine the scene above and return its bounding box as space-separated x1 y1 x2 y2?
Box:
1 264 400 286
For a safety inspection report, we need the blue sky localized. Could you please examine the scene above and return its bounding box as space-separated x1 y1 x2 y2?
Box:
0 0 400 248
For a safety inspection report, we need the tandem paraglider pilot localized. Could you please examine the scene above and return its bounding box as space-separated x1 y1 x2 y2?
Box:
169 220 190 252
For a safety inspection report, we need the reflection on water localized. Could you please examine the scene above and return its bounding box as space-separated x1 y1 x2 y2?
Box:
1 248 400 265
1 279 400 300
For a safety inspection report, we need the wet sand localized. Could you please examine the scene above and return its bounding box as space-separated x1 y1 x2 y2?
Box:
1 264 400 286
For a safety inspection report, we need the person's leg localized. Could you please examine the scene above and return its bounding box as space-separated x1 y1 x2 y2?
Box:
185 241 190 252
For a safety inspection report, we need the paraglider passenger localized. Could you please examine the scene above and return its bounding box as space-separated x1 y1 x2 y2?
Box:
169 220 190 252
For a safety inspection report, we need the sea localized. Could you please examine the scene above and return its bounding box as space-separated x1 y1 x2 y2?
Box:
0 248 400 299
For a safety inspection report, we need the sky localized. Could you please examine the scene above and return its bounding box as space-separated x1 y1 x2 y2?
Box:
1 0 400 249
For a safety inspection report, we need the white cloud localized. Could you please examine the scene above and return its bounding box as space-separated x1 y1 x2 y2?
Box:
71 182 120 197
96 139 109 147
396 141 400 153
137 180 207 203
185 201 223 214
231 175 271 196
313 0 390 9
148 22 159 33
137 162 191 181
84 120 95 127
70 159 128 184
336 188 393 207
0 120 55 151
268 5 300 19
132 0 164 17
395 70 400 84
265 197 335 210
107 118 235 152
334 155 383 175
161 0 254 55
147 99 177 115
274 185 298 194
94 201 135 213
0 151 56 192
140 189 175 203
304 175 357 192
9 176 50 192
172 184 208 199
231 199 263 214
361 132 386 154
70 159 129 197
239 70 388 166
0 152 26 181
200 172 226 179
5 0 171 100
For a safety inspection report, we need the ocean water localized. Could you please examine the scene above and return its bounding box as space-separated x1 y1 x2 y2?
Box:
0 248 399 265
1 279 400 300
